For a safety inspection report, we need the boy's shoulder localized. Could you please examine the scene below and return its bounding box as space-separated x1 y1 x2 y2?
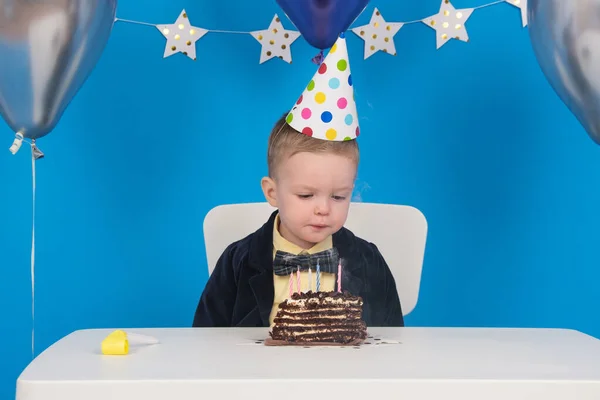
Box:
215 213 275 271
219 230 255 264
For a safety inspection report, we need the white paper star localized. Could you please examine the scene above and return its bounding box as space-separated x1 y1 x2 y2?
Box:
505 0 527 27
250 14 300 64
156 10 208 60
422 1 474 49
351 8 403 59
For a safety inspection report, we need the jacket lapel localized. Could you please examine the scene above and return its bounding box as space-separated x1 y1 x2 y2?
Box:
247 210 278 327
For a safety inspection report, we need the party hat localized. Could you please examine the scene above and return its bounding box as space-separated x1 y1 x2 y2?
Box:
286 33 359 141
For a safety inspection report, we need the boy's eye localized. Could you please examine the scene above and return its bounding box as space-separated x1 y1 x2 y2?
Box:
332 195 346 201
298 194 313 199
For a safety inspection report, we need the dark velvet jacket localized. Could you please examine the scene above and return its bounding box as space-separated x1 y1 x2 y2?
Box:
193 210 404 327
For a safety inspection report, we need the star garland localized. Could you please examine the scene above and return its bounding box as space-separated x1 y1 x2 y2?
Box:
115 0 528 63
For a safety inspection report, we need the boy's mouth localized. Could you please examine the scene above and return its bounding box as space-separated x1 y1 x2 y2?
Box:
309 224 328 230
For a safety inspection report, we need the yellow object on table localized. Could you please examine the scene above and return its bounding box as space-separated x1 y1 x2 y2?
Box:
101 330 129 355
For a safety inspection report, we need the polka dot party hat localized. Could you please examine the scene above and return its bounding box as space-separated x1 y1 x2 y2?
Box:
285 33 359 141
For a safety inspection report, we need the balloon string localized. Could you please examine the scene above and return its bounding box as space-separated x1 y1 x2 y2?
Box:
31 141 36 359
9 134 43 359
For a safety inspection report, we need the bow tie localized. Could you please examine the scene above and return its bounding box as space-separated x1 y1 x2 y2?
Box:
273 248 339 276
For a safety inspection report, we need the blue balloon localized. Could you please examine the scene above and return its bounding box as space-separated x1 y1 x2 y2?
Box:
276 0 370 50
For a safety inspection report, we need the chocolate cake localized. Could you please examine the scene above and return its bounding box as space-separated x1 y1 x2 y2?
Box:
269 291 368 345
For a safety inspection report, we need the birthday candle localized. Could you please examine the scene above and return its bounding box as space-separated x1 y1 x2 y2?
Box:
308 267 312 292
289 271 293 297
337 260 342 292
296 267 301 293
316 260 321 292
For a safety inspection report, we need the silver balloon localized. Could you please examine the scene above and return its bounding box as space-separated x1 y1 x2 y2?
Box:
0 0 117 140
528 0 600 145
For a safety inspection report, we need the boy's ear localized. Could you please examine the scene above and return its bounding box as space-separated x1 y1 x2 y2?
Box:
261 176 278 207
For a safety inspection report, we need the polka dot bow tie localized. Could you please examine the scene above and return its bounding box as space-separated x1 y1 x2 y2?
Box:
272 248 339 276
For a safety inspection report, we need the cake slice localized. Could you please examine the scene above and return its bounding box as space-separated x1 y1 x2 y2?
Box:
269 291 368 345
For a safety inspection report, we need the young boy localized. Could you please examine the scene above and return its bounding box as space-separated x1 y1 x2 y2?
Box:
192 34 403 328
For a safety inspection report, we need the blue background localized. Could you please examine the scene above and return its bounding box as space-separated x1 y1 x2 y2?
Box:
2 0 600 398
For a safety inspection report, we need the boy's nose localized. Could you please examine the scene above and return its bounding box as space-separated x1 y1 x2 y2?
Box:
314 199 330 215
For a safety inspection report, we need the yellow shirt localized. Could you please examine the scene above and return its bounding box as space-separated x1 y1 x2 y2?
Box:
269 214 336 326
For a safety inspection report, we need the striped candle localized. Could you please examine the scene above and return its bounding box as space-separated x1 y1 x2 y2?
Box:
289 271 293 297
337 260 342 292
296 267 301 293
316 260 321 292
308 267 312 292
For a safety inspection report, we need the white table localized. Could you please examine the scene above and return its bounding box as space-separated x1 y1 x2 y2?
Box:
16 327 600 400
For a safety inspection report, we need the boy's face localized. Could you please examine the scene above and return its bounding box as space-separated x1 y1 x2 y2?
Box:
261 151 356 249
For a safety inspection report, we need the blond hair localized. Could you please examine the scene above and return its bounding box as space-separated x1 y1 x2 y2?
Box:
267 112 359 178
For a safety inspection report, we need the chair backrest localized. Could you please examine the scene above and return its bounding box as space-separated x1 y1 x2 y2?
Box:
203 202 427 316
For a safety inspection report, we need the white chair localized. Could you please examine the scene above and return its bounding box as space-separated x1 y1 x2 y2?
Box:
203 202 427 316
